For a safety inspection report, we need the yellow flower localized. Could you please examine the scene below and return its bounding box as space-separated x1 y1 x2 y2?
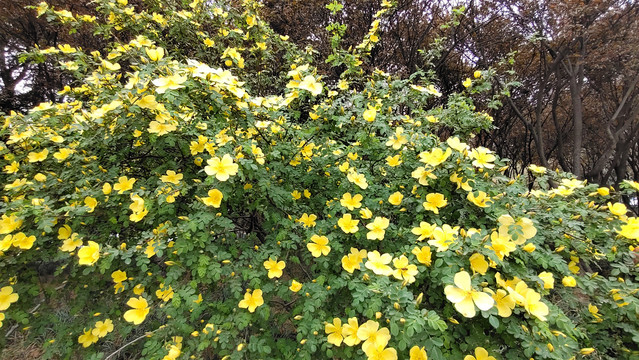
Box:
419 147 451 167
53 148 73 161
385 127 408 150
205 154 239 181
469 253 488 275
263 257 286 278
342 317 361 346
123 296 150 324
388 192 403 206
359 207 373 219
324 318 344 346
428 225 458 252
152 74 187 94
562 276 577 287
297 213 317 228
464 347 496 360
129 194 148 222
161 170 183 184
155 283 174 302
338 214 359 234
386 155 402 167
28 149 49 162
473 70 482 78
608 202 627 217
92 319 114 338
238 289 264 313
145 47 164 61
363 106 377 122
538 272 554 289
0 215 22 235
78 328 98 347
580 348 595 355
462 78 472 88
423 193 447 214
111 270 127 283
289 280 302 292
486 231 516 260
113 176 136 194
411 246 432 266
523 290 549 321
618 217 639 240
467 191 491 208
347 171 368 189
341 253 363 273
409 345 428 360
11 232 36 250
366 217 390 240
356 320 391 354
60 234 83 252
307 235 331 257
297 75 322 96
0 286 19 310
365 251 393 276
3 161 19 174
78 241 100 265
392 255 418 284
412 222 436 241
84 197 98 213
469 147 496 169
201 189 223 208
102 183 112 195
136 94 158 110
522 243 536 252
148 120 177 136
365 344 398 360
528 164 546 175
340 193 363 210
444 271 494 318
491 289 515 317
411 166 437 186
291 190 302 200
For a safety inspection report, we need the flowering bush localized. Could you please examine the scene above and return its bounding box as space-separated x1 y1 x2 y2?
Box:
1 1 638 359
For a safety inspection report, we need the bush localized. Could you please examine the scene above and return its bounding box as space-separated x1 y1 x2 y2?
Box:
1 1 638 359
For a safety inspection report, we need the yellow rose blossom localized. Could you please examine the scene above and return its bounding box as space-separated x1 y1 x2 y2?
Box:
204 154 239 181
469 253 488 275
342 317 361 346
562 276 577 287
338 214 359 234
464 347 496 360
324 318 344 346
347 171 368 189
92 319 114 338
392 255 418 284
409 345 428 360
340 193 363 210
201 189 223 208
307 235 330 257
467 191 492 208
419 147 451 167
357 320 391 354
411 246 432 266
123 296 150 324
0 286 19 311
289 280 302 292
388 192 403 206
78 241 100 265
411 221 436 241
263 257 286 278
366 217 390 240
608 202 627 217
444 271 494 318
365 251 393 276
113 176 136 194
297 213 317 228
538 272 554 289
428 225 458 252
238 289 264 313
161 170 183 184
78 328 98 347
422 193 447 214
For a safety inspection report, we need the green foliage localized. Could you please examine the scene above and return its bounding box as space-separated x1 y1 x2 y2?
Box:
0 1 638 359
